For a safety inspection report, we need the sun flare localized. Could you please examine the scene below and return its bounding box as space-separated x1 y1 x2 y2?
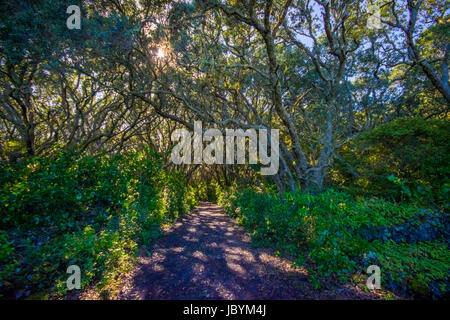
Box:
157 48 165 59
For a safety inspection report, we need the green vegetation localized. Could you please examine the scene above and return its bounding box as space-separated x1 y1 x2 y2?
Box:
218 187 448 298
0 0 448 300
333 118 450 207
214 119 449 298
0 150 198 298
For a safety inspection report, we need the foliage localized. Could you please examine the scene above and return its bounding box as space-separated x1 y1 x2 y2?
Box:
333 118 450 208
0 149 197 299
220 188 448 297
370 241 449 299
163 170 198 219
0 0 448 301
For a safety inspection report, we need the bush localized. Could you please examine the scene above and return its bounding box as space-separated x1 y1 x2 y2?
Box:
369 241 449 299
0 149 196 299
332 118 450 209
162 170 199 220
221 188 448 296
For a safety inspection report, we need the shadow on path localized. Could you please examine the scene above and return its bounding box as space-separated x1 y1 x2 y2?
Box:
115 202 378 300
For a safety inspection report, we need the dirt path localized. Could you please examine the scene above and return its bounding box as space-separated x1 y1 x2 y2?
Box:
112 202 380 300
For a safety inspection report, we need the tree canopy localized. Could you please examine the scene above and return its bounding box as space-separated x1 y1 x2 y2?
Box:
1 0 447 192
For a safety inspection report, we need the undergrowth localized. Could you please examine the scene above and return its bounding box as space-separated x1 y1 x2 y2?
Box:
0 149 198 299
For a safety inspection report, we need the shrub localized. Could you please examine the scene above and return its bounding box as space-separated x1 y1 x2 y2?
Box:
163 170 199 220
370 241 449 299
0 148 195 299
221 188 448 296
333 118 450 209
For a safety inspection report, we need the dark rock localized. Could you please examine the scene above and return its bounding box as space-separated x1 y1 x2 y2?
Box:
359 210 449 243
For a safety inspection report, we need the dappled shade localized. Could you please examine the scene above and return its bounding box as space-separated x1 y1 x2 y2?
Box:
114 203 382 300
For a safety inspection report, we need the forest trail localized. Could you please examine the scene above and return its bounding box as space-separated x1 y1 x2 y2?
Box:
110 202 377 300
